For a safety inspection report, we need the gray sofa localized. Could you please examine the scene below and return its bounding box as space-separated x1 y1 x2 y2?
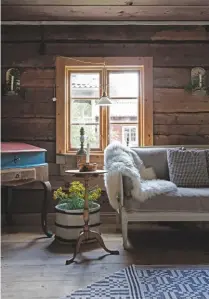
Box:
119 145 209 249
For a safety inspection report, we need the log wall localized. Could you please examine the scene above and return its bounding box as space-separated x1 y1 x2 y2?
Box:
1 25 209 214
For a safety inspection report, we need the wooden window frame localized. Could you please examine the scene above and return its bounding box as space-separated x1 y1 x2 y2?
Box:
68 69 103 152
56 56 153 155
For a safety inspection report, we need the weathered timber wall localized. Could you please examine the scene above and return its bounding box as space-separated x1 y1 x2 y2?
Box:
1 25 209 214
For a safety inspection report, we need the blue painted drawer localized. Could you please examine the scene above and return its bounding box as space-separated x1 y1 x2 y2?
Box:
1 142 47 170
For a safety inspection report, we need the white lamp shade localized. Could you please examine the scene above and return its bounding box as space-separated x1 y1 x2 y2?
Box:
97 91 113 106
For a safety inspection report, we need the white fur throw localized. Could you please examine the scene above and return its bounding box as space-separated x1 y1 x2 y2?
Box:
104 142 177 211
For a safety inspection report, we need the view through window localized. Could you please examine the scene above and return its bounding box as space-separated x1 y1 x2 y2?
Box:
108 71 139 147
70 72 100 149
69 70 140 150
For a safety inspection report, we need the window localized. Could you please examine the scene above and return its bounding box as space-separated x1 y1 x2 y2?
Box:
109 71 139 147
56 57 153 155
70 72 101 149
122 126 138 147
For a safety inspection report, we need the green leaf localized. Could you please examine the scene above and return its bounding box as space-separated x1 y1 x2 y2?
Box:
57 197 95 210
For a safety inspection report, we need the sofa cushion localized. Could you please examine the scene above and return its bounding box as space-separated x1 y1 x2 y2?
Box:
167 149 209 187
132 148 169 180
141 167 157 180
124 187 209 212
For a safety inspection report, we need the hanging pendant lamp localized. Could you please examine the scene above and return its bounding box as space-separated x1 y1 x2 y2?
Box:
97 91 113 106
97 60 113 106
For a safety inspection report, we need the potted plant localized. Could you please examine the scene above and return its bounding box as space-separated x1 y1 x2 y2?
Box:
53 181 102 242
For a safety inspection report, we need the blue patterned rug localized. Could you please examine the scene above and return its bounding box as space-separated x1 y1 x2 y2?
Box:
64 265 209 299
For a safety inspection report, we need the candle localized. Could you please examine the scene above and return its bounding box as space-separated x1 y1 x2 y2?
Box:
199 73 202 88
11 76 14 91
86 143 90 163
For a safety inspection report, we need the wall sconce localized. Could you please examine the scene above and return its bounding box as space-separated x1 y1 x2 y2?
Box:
185 67 209 96
4 68 21 96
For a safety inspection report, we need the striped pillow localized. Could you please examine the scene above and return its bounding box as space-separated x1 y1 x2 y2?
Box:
167 149 209 187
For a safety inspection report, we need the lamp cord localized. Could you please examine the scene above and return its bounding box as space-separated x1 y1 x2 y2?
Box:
62 57 108 91
59 57 111 100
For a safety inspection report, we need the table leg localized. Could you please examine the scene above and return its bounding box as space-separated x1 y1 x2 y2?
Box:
40 181 53 238
65 177 90 264
65 231 86 265
83 176 90 232
89 230 119 255
65 175 119 265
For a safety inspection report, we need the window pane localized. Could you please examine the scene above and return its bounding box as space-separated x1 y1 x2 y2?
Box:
109 72 139 98
70 73 100 98
109 124 138 147
130 127 136 142
110 99 138 123
70 124 100 149
71 99 99 124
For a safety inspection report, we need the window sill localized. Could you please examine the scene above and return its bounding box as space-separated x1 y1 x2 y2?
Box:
56 152 104 166
57 151 104 156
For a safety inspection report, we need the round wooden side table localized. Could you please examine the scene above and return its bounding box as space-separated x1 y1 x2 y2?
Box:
64 169 119 265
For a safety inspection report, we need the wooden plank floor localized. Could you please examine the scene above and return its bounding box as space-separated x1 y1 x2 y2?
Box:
2 224 209 299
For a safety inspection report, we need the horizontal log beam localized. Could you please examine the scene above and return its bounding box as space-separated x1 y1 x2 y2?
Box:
2 25 209 42
154 67 208 88
154 135 209 145
154 124 209 136
1 48 55 67
2 43 209 67
2 0 209 5
154 113 209 125
1 118 56 141
2 21 209 25
154 88 209 112
2 6 209 22
2 100 55 118
153 68 191 88
24 88 54 102
21 69 55 87
1 86 56 103
151 27 209 41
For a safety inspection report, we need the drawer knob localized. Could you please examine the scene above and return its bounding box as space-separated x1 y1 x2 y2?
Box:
13 156 20 164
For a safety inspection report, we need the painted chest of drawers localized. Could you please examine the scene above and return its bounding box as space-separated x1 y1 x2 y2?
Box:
1 142 48 185
1 142 52 237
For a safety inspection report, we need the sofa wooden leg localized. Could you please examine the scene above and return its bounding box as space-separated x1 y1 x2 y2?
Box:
116 211 121 233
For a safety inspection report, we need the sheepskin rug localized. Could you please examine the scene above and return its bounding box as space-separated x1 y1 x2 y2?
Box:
104 142 177 211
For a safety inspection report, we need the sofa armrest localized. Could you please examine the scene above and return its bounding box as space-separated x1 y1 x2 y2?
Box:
119 173 124 208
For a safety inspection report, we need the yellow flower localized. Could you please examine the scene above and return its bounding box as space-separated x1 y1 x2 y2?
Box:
53 187 66 200
53 181 101 203
68 181 85 198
